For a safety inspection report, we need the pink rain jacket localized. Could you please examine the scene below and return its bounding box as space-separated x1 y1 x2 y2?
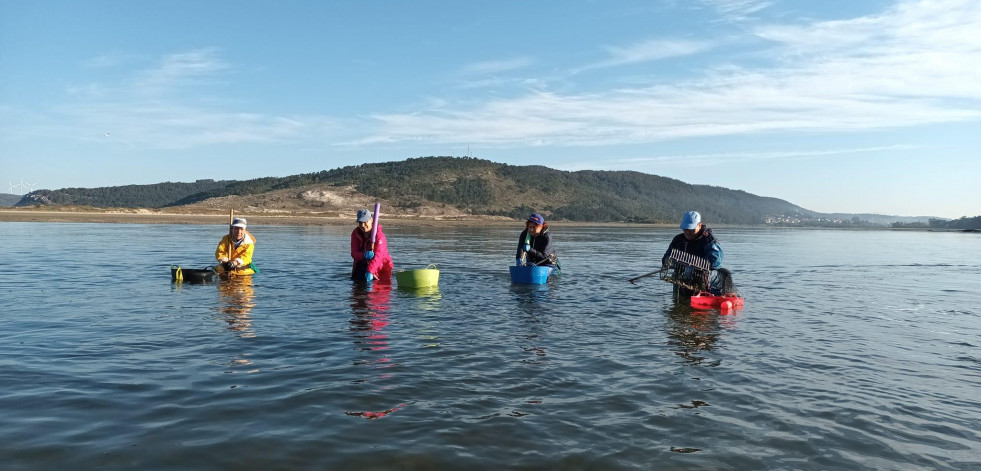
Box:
350 224 394 277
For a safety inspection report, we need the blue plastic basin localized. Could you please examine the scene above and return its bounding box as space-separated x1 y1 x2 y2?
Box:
509 265 553 284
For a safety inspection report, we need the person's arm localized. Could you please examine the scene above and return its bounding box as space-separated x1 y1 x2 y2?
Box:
706 242 723 269
215 235 230 262
516 230 529 260
662 236 678 267
528 232 555 262
351 230 365 262
233 242 254 268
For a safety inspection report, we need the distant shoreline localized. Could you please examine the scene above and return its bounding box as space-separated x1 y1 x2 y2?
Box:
1 208 960 231
0 208 668 228
0 209 510 226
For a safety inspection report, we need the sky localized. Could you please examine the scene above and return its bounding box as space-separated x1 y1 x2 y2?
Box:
1 0 979 219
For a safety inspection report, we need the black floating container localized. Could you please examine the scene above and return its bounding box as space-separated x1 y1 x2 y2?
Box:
171 265 217 284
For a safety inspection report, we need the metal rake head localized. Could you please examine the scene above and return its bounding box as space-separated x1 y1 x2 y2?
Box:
660 248 711 292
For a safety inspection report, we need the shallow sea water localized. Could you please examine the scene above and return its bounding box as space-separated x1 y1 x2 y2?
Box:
0 222 979 470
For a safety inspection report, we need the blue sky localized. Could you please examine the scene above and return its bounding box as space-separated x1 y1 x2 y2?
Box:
2 0 979 218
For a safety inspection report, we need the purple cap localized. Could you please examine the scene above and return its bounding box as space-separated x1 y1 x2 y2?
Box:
527 213 545 225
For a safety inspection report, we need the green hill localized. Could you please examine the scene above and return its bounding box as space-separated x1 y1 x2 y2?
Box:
17 179 231 208
18 156 813 224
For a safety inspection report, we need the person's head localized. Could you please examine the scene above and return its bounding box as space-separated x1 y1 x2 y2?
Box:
230 217 247 241
680 211 702 240
356 209 373 233
526 213 546 235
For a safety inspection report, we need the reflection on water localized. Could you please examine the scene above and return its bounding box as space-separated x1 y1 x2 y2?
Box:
397 285 442 348
3 223 979 470
347 281 406 419
509 283 550 304
349 281 394 369
215 278 258 374
510 284 551 363
216 277 256 339
397 285 442 303
663 303 736 367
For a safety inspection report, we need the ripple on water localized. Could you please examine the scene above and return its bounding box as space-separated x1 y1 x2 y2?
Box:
2 224 980 470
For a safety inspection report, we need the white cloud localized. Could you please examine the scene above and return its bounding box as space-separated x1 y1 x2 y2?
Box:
357 0 981 147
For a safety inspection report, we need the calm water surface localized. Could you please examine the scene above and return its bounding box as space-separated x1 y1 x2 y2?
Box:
1 222 978 470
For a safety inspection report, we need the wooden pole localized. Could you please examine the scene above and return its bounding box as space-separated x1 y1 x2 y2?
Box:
228 209 234 260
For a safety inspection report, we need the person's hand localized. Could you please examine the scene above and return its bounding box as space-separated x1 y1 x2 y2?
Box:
230 259 242 268
515 258 523 266
218 257 229 263
365 272 374 282
221 261 234 271
523 243 531 252
365 250 375 260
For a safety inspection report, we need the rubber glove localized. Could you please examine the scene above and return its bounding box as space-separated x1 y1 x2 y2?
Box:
365 250 375 260
365 272 374 282
523 243 531 252
218 257 229 263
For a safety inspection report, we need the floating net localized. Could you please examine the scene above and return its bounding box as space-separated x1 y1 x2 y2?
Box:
712 268 738 296
660 249 740 296
660 248 711 292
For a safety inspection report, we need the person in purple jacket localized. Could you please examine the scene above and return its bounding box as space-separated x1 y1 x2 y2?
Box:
515 213 558 267
350 209 394 283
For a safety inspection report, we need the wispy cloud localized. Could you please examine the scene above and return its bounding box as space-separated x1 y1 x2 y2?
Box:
82 52 142 69
554 145 921 171
355 0 981 147
701 0 772 21
134 48 230 93
0 48 344 149
460 57 534 75
575 39 715 73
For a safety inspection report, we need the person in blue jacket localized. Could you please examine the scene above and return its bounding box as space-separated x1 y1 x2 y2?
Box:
515 213 558 267
662 211 729 296
662 211 723 269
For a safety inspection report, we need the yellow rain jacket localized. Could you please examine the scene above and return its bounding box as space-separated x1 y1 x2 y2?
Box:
215 231 256 276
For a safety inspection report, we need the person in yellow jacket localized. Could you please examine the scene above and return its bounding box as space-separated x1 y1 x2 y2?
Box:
215 217 257 276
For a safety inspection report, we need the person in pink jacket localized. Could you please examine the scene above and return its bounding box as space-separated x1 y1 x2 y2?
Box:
350 209 394 283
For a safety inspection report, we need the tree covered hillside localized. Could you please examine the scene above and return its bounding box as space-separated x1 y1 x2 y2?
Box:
17 180 231 208
173 157 811 224
16 157 814 224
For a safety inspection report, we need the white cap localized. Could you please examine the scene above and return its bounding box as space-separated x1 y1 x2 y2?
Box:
231 217 247 228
